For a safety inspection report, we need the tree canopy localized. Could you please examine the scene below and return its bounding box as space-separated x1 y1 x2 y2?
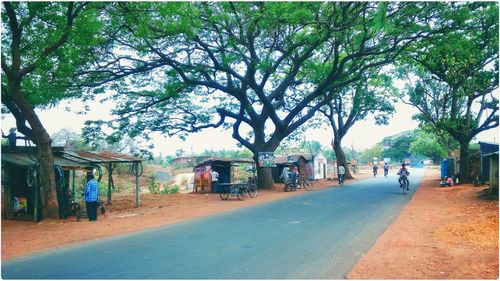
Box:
78 2 451 187
399 2 498 182
1 2 108 219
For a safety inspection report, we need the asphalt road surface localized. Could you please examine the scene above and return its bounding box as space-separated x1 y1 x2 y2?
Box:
2 168 425 279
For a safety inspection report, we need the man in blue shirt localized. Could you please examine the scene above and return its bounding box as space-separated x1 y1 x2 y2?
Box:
84 172 99 221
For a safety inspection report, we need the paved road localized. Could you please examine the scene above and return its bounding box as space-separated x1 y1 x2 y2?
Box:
2 168 425 279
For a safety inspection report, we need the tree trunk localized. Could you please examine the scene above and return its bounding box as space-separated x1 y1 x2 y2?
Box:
36 138 59 219
334 139 353 179
459 141 472 184
252 149 277 189
9 85 59 219
256 167 274 189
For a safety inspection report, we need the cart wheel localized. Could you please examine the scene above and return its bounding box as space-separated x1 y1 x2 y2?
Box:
219 190 229 200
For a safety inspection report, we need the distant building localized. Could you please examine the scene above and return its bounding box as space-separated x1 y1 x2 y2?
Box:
302 152 328 180
479 142 499 183
171 156 211 167
273 155 309 182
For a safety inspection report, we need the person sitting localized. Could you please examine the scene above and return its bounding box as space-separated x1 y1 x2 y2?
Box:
446 176 454 186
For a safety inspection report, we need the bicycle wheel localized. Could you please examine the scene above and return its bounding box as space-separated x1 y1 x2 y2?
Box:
219 189 229 200
237 186 245 200
302 179 313 191
27 165 38 187
247 184 258 198
76 204 82 221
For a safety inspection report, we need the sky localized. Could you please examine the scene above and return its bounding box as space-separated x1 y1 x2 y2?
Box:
2 97 498 157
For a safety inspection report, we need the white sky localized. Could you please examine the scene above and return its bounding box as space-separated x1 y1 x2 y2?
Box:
1 98 498 156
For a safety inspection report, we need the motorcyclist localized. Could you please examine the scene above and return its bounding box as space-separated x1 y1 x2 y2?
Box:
383 163 389 176
397 164 410 189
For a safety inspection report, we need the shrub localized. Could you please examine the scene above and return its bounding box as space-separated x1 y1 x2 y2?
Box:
161 184 180 194
148 178 162 194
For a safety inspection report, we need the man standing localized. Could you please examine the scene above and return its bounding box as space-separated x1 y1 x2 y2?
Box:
210 169 219 193
84 172 99 221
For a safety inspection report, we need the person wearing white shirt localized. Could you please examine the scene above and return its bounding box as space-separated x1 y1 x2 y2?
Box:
210 169 219 192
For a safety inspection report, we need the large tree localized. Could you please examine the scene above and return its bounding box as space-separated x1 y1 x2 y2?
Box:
82 2 445 188
319 71 397 179
400 2 499 183
1 2 106 219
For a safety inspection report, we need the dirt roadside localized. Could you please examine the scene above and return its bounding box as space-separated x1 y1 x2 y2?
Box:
2 174 370 261
2 168 498 280
347 169 498 279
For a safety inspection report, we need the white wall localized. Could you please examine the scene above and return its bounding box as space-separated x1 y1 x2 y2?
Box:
313 152 328 180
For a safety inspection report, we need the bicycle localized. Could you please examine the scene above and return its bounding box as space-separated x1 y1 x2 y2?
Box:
69 199 105 221
219 183 248 201
338 174 345 187
246 177 258 198
298 175 313 191
284 178 297 192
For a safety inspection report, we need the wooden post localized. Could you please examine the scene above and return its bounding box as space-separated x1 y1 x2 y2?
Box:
135 162 140 208
34 184 39 222
107 163 112 205
71 169 75 201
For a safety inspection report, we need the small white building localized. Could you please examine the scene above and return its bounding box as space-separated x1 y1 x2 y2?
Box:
303 152 328 180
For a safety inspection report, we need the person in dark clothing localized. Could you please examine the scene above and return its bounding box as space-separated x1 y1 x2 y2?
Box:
2 128 19 150
83 172 99 221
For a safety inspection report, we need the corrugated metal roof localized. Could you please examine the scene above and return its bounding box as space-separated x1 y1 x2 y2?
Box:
62 150 142 163
1 153 91 169
275 155 309 164
1 154 37 166
2 150 142 168
479 142 499 155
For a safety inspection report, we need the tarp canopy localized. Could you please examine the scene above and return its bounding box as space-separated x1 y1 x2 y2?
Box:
193 158 254 171
2 149 142 170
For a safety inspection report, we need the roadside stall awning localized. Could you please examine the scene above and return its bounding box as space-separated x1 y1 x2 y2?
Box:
193 157 254 169
2 148 144 207
62 150 142 164
1 153 91 169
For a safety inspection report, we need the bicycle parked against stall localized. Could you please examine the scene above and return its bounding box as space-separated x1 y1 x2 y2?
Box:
219 176 258 201
284 174 313 192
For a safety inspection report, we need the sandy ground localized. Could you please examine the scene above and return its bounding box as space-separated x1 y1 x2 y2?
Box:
2 168 498 279
348 169 498 279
